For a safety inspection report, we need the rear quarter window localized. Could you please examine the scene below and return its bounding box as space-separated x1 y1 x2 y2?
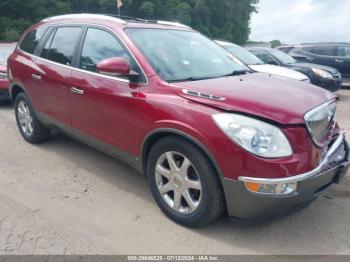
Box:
19 27 47 54
45 27 82 65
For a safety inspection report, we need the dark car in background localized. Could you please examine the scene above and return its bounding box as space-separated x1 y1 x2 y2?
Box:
287 43 350 86
0 43 17 104
248 47 342 92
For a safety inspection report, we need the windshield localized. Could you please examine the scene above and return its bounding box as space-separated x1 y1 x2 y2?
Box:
126 29 249 82
0 45 16 64
268 48 296 64
225 45 263 65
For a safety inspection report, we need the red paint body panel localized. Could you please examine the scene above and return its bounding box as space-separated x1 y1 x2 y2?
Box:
70 70 138 153
172 74 336 125
7 15 343 182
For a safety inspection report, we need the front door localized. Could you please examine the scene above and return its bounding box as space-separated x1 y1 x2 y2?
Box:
69 27 146 156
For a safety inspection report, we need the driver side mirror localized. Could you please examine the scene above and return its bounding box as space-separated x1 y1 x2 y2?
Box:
96 57 131 78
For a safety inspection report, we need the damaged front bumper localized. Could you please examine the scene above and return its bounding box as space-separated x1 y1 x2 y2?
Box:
222 132 350 219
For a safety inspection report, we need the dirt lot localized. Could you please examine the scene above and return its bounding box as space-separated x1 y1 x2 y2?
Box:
0 90 349 255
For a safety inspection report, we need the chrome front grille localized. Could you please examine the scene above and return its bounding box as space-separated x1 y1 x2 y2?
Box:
304 101 337 147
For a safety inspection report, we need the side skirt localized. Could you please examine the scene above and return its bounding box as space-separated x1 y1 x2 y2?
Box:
36 112 143 174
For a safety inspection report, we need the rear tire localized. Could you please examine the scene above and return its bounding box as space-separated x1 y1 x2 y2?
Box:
146 137 225 227
14 92 51 143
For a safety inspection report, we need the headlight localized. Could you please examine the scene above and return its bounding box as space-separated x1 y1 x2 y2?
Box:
0 72 7 80
311 68 333 79
213 113 292 158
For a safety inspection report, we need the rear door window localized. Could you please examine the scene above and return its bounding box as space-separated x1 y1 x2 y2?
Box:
337 46 350 57
45 27 82 65
311 46 336 56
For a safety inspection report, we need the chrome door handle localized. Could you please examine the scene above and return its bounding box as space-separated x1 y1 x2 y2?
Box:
335 59 344 63
70 87 84 95
31 74 42 80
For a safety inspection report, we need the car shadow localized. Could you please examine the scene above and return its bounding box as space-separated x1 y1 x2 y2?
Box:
35 131 350 254
0 100 13 108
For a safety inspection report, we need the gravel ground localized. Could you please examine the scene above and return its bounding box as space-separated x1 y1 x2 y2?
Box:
0 89 349 255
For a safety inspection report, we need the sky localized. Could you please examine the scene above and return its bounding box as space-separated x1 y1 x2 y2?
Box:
250 0 350 44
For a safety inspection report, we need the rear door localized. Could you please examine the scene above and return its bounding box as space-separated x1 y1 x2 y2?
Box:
335 45 350 80
70 26 146 155
308 45 338 69
34 26 83 129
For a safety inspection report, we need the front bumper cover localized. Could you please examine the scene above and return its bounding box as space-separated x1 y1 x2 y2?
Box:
222 132 350 219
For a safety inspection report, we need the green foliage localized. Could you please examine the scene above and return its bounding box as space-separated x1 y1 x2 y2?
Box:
0 0 258 45
270 39 282 48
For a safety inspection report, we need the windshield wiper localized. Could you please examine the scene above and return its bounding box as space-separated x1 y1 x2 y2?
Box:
221 69 251 77
167 76 216 83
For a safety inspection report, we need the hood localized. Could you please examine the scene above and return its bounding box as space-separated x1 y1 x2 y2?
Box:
250 64 309 81
170 73 336 125
288 62 339 74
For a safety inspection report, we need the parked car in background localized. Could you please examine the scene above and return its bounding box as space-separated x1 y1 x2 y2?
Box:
216 40 310 83
0 43 16 104
248 47 342 92
287 43 350 86
8 14 349 227
276 45 296 53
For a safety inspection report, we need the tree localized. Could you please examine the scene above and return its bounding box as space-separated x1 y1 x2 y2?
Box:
270 40 282 48
0 0 259 45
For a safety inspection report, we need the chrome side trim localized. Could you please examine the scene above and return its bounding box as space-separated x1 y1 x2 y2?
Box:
17 23 149 86
239 132 346 184
182 89 226 101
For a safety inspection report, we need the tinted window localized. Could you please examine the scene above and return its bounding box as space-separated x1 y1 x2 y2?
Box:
79 28 144 81
268 48 296 64
250 50 276 64
20 27 47 54
80 28 129 71
337 46 350 57
40 29 55 59
301 46 314 52
47 27 82 65
312 46 335 56
225 45 263 65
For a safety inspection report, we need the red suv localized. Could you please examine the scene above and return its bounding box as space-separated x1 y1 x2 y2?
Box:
8 14 350 227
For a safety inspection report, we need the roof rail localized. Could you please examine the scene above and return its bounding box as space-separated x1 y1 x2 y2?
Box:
156 21 191 29
42 14 126 24
108 15 191 28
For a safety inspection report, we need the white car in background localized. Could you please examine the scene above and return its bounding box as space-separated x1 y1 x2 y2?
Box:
216 40 310 83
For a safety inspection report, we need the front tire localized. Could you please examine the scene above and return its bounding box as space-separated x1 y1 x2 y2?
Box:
15 92 51 143
146 137 225 227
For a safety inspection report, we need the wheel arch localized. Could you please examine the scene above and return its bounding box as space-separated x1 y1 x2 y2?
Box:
9 81 28 103
140 128 224 180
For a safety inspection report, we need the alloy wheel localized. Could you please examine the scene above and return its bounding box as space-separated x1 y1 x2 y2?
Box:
17 101 34 136
155 151 202 214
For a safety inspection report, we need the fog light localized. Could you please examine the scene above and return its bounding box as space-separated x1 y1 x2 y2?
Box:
245 181 297 195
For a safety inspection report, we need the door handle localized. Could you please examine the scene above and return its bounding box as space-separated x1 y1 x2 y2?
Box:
70 87 84 95
335 59 344 63
31 74 42 80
